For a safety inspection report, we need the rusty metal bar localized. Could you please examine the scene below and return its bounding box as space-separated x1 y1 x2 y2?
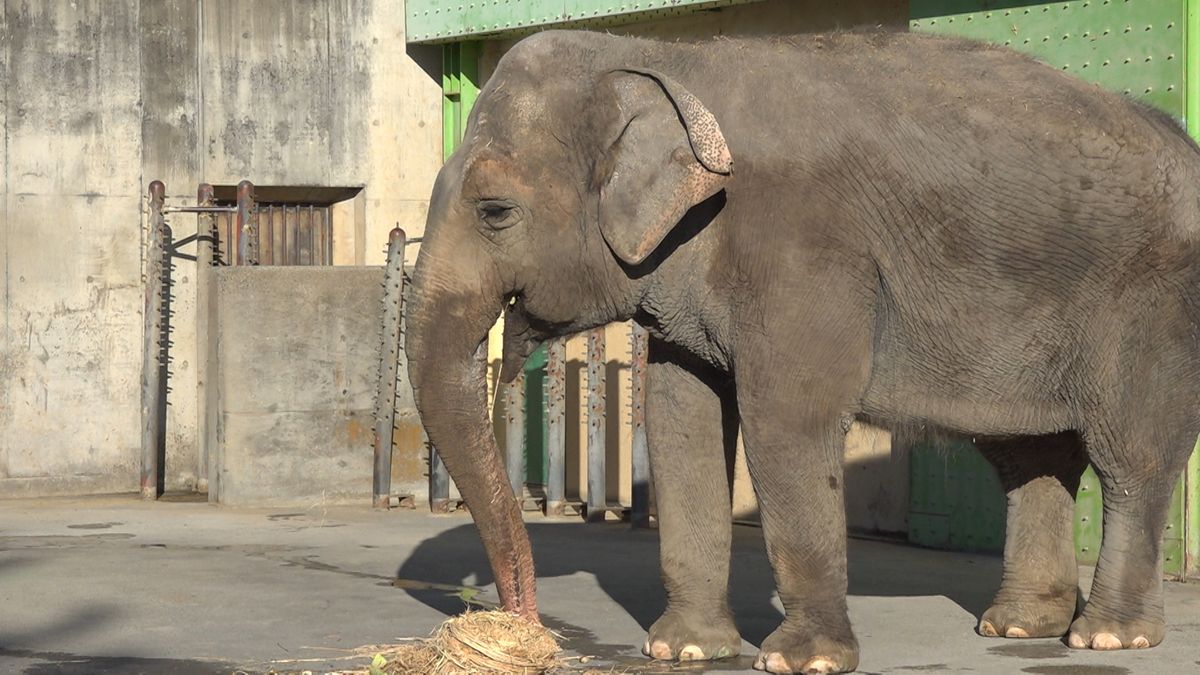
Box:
161 205 238 214
291 206 300 264
630 323 651 527
545 339 567 515
141 181 168 500
317 208 328 265
586 327 607 522
235 180 258 266
195 183 215 495
264 205 274 265
280 206 290 265
305 205 315 265
504 374 526 499
374 227 407 508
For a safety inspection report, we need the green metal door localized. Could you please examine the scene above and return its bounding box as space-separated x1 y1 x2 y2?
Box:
908 0 1199 576
524 345 550 486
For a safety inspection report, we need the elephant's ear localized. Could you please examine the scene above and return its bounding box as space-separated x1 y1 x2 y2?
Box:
594 68 732 266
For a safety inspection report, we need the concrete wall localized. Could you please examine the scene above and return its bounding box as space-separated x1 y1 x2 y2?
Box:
0 1 442 498
476 0 911 533
0 2 146 496
212 266 423 506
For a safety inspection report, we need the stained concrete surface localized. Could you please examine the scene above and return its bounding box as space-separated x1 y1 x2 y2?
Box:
211 267 424 507
0 0 442 499
1 496 1198 675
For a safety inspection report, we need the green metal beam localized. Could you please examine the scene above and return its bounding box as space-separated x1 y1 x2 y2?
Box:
442 42 481 160
407 0 766 44
1188 0 1200 139
1186 0 1200 578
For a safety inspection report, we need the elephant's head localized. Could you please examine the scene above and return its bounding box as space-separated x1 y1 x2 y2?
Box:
404 32 731 621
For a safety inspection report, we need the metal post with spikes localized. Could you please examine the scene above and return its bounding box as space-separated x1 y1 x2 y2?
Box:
630 323 651 527
141 181 168 500
374 227 407 508
586 327 607 522
235 180 258 266
504 374 526 500
545 339 567 516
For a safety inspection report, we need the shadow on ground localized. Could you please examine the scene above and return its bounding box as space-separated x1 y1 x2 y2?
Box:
395 522 1003 649
0 648 227 675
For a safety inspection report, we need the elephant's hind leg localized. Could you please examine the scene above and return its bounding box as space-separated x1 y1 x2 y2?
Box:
1068 303 1200 650
976 432 1087 639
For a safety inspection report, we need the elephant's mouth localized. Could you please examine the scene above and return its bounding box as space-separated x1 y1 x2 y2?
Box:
498 295 545 383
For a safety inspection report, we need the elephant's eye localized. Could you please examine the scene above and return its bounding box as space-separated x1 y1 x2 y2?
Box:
477 199 519 230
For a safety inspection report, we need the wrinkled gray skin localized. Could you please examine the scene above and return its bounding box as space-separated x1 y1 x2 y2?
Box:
404 29 1200 674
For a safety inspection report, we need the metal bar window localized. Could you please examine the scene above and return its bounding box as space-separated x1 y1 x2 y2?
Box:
214 203 333 266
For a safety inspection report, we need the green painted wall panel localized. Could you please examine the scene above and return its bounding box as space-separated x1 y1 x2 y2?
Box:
408 0 766 43
909 0 1195 575
909 439 1006 553
911 0 1186 120
524 345 550 485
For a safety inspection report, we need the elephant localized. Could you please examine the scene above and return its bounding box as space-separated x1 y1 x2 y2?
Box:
404 28 1200 674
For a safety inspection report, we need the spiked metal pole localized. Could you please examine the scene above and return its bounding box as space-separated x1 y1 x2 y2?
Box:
504 374 526 499
545 339 567 516
630 323 651 527
141 181 168 500
235 180 258 266
374 227 407 508
586 327 607 522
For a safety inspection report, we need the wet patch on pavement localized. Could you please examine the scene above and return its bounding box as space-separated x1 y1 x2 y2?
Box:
0 534 135 549
988 642 1071 659
1021 666 1129 675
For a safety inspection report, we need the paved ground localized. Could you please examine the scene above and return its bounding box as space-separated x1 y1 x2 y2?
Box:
1 496 1198 674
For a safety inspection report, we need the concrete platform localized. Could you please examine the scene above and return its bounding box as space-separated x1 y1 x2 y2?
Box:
1 495 1198 674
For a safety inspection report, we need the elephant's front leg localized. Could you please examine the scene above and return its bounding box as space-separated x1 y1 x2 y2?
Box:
739 386 860 674
642 339 742 662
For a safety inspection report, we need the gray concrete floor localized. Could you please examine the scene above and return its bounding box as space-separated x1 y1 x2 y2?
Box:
1 496 1198 674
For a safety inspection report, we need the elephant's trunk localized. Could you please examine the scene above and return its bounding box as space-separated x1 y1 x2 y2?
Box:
404 247 539 623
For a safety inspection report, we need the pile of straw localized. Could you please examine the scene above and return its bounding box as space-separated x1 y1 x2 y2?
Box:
375 610 561 674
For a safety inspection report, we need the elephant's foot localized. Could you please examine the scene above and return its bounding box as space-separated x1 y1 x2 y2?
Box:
753 627 858 674
642 608 741 662
1066 612 1164 650
978 588 1078 638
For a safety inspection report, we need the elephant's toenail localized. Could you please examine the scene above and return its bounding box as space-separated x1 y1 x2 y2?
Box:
1067 633 1089 649
1006 626 1030 638
753 654 767 671
1131 636 1150 649
765 652 791 673
801 657 838 674
1092 633 1123 650
649 641 673 660
679 645 704 660
715 645 737 659
978 620 999 637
